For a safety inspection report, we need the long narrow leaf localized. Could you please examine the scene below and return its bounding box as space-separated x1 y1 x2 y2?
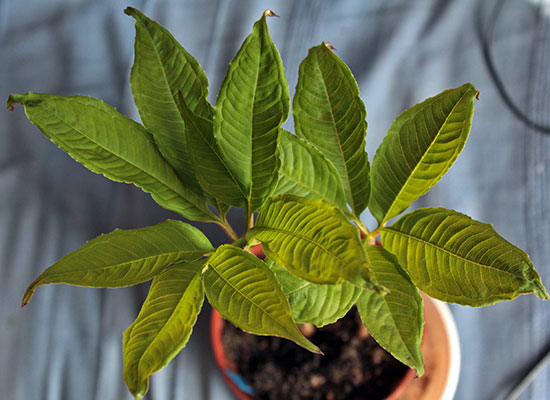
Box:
357 245 424 375
370 84 478 224
124 262 205 399
22 220 213 306
293 43 370 215
382 208 550 306
126 7 212 194
7 93 217 222
214 11 288 212
203 245 320 353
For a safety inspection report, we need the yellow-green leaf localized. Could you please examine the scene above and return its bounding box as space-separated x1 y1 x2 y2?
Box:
214 11 288 212
382 208 550 306
273 130 347 211
357 245 424 375
123 261 205 399
248 194 382 291
370 84 478 224
293 43 370 216
203 245 320 353
267 258 361 327
125 7 212 194
7 93 217 222
22 220 213 306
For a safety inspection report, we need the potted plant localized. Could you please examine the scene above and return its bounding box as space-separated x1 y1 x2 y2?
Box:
7 7 548 400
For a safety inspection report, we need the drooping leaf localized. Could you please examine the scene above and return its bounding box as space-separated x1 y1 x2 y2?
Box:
123 261 205 400
357 245 424 375
248 194 382 291
381 208 550 306
177 92 246 206
22 220 213 306
202 245 320 353
7 93 218 222
370 84 478 224
125 7 212 193
293 43 370 216
267 258 361 327
273 130 347 211
214 11 288 212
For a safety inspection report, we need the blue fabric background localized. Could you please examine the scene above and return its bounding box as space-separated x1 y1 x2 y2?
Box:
1 0 550 399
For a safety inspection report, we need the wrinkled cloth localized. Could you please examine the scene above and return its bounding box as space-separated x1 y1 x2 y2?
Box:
1 0 550 399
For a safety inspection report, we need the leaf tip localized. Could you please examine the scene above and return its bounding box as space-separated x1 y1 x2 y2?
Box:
263 9 279 18
323 41 335 50
475 90 480 100
7 94 22 111
21 290 33 308
123 6 137 17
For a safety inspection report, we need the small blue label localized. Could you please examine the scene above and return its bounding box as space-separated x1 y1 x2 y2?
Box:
225 369 257 395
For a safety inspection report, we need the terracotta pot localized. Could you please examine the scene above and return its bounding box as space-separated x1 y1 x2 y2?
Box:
210 244 460 400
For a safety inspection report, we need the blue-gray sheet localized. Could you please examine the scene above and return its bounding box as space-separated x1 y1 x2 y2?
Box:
1 0 549 399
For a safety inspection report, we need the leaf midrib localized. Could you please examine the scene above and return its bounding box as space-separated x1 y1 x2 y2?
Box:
314 53 357 213
247 32 263 207
363 249 419 365
382 89 472 222
136 20 184 132
253 225 354 269
41 249 204 280
207 259 299 341
135 273 201 386
383 227 525 279
41 101 213 220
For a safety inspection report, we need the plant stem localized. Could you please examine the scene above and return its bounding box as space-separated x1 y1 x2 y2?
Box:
244 202 255 232
216 219 239 242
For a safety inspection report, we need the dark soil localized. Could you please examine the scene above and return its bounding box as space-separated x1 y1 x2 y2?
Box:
222 308 409 400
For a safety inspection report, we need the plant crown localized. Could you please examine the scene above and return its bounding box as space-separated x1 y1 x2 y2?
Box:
8 8 549 399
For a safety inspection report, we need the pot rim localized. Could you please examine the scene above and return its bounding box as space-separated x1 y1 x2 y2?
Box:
430 298 461 400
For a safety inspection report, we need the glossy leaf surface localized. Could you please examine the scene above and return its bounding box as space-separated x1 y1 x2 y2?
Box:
267 259 361 327
382 208 550 306
248 194 380 290
214 12 288 212
273 130 347 211
22 220 213 306
126 7 212 193
123 262 205 399
178 93 246 206
7 93 217 222
203 245 320 353
357 245 424 375
370 84 477 224
293 43 370 215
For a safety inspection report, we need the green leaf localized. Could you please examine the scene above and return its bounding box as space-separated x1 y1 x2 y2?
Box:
267 258 361 327
293 43 370 216
177 92 246 206
7 93 218 222
273 130 347 211
381 208 550 306
123 261 205 400
248 194 382 291
357 245 424 375
214 12 288 212
22 220 213 306
125 7 212 194
203 245 320 353
370 84 478 224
